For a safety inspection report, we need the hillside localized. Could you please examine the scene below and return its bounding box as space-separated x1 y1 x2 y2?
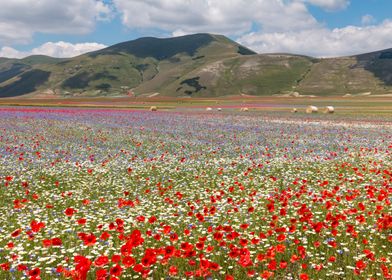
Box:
0 34 391 98
295 49 392 96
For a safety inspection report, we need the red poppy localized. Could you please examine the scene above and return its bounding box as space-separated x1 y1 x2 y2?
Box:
51 238 62 246
122 256 135 268
136 215 145 222
65 207 77 217
82 233 97 246
133 264 143 273
356 260 366 270
110 264 123 276
277 234 285 242
261 270 274 279
267 260 277 271
100 231 110 240
111 255 121 263
276 244 286 253
239 238 248 247
17 264 28 271
0 262 10 271
11 229 22 238
43 239 52 247
148 216 157 223
170 233 178 242
96 269 108 280
94 256 109 267
280 261 288 269
313 222 323 233
29 267 40 277
169 265 178 276
213 232 223 241
299 273 309 280
31 220 45 233
209 262 220 271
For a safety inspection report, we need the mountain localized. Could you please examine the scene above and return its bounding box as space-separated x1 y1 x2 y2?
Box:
293 48 392 96
0 33 391 98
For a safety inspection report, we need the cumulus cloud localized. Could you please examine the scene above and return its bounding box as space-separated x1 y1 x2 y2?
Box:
361 14 375 25
0 0 390 58
0 0 112 45
0 42 107 59
0 47 26 59
113 0 319 36
304 0 349 11
112 0 392 57
238 20 392 57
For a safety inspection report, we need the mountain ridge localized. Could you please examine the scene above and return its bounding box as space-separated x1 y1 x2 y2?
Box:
0 33 391 98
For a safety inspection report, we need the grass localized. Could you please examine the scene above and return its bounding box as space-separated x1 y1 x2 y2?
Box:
0 96 391 115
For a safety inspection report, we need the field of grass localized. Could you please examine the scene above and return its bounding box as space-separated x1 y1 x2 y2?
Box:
0 96 391 114
0 103 391 279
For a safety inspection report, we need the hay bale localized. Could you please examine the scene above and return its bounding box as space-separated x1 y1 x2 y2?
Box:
292 108 298 113
217 108 222 112
149 106 157 112
206 107 213 111
306 105 318 114
240 107 249 112
324 106 334 113
291 92 300 97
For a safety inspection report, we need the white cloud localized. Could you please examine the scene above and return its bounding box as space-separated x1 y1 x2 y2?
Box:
0 47 26 59
113 0 319 36
0 0 112 45
304 0 349 11
0 42 107 59
361 14 375 25
0 0 389 59
238 20 392 57
112 0 392 57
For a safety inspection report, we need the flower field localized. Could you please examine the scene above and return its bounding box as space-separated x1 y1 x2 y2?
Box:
0 107 391 280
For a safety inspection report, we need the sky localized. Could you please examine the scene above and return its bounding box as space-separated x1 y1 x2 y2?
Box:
0 0 391 58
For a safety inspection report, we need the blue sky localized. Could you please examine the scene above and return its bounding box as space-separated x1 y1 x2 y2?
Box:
1 0 391 58
308 0 392 28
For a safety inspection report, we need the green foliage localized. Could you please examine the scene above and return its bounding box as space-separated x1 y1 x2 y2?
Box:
0 69 50 97
95 83 112 91
62 72 90 89
0 63 28 84
91 71 119 81
179 77 207 94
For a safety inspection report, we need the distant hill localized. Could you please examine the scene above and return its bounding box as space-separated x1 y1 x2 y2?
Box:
0 33 391 98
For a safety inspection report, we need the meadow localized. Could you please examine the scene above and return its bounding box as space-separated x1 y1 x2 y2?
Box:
0 106 391 279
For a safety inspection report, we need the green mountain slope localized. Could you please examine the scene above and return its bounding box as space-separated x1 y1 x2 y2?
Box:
0 34 391 98
295 49 392 95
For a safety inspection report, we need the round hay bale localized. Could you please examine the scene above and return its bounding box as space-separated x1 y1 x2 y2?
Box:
149 106 158 112
324 106 334 113
291 92 300 97
292 108 298 113
206 107 213 111
217 108 222 112
306 105 318 114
